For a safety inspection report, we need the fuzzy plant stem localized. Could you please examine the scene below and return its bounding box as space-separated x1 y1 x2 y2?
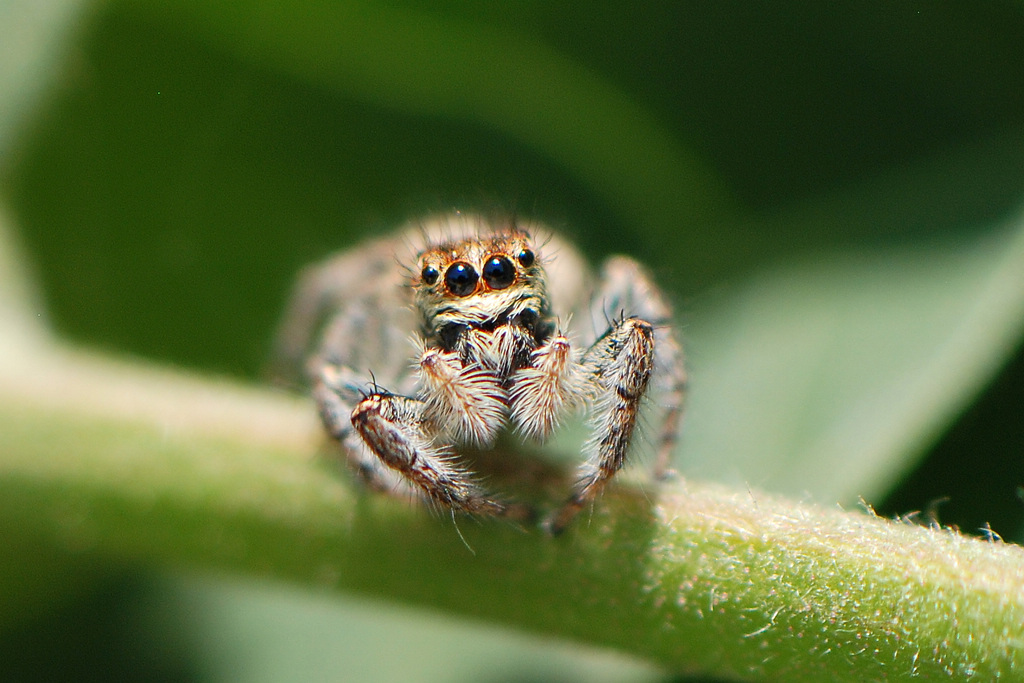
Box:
0 333 1022 682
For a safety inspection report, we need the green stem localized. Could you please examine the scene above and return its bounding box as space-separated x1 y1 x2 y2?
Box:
1 336 1021 681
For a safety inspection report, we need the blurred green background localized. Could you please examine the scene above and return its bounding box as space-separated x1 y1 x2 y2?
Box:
2 1 1024 681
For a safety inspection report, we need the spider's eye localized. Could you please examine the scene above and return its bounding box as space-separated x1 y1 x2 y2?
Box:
420 265 439 285
516 249 535 267
482 255 516 290
444 261 478 296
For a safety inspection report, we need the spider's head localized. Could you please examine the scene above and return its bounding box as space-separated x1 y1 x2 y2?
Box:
413 231 549 334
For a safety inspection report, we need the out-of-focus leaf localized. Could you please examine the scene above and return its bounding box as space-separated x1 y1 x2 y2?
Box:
0 0 85 154
169 576 658 683
121 0 738 244
683 209 1024 504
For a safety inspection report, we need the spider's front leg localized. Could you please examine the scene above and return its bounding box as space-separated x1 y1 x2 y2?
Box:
349 390 526 519
546 316 655 534
317 357 526 520
315 361 400 493
546 255 685 534
587 256 687 480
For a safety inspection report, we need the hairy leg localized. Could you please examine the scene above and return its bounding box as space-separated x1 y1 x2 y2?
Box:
314 362 409 493
547 316 655 534
588 256 687 478
350 391 528 519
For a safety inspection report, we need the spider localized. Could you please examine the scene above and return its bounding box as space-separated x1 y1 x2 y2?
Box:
274 212 685 533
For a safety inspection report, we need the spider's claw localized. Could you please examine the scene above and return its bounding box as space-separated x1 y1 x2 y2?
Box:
543 495 585 536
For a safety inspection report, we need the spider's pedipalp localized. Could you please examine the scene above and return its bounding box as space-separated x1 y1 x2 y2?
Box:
417 345 507 446
510 333 583 441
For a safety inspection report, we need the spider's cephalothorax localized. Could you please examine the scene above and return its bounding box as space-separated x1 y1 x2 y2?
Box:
274 213 686 533
415 231 552 376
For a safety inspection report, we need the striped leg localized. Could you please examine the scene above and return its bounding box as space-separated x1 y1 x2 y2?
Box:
546 316 655 534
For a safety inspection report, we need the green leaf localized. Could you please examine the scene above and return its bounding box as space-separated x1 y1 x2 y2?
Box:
121 0 739 242
684 213 1024 504
0 0 86 155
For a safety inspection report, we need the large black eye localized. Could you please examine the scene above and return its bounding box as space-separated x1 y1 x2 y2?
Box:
516 249 535 267
420 265 439 285
444 261 478 296
482 255 516 290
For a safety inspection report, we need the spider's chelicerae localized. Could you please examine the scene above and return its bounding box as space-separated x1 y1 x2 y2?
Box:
275 213 685 533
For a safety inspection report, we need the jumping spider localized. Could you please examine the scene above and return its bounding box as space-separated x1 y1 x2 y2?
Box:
275 213 685 533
